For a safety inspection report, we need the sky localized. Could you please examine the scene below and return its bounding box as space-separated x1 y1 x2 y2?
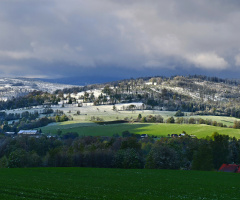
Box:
1 0 240 82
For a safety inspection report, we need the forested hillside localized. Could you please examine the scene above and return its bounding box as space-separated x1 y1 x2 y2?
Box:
2 75 240 117
54 75 240 118
2 75 240 135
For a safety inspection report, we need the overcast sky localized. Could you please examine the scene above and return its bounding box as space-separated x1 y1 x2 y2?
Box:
1 0 240 80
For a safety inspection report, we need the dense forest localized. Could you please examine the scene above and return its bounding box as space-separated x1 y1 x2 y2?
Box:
0 132 238 171
0 91 60 110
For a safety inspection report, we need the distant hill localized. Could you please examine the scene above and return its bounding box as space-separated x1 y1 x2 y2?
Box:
2 75 240 118
0 77 75 101
52 74 240 118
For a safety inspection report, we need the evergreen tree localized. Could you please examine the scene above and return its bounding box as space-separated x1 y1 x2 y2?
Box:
192 141 214 171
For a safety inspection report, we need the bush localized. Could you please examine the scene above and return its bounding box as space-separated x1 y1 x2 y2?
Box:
192 142 214 171
189 118 195 124
0 156 8 168
175 110 184 117
145 145 180 169
166 117 175 123
8 149 28 168
112 148 143 169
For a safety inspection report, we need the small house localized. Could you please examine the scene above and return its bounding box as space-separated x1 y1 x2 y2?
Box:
218 164 240 173
4 132 16 137
18 130 40 137
141 134 148 138
171 134 178 138
179 133 186 137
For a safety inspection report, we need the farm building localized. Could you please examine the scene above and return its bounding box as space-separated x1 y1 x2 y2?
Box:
171 134 179 138
4 132 15 137
179 133 186 137
18 130 41 137
141 134 148 138
218 164 240 173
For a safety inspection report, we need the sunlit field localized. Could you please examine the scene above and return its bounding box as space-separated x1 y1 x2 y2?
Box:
41 122 240 138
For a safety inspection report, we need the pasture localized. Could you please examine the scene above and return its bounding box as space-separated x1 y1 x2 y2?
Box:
7 103 239 126
41 122 240 138
184 115 238 127
0 167 239 200
5 103 240 138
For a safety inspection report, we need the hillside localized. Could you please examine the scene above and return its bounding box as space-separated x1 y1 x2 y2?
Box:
1 75 240 135
41 122 240 138
52 75 240 118
0 77 75 101
2 75 240 139
1 75 240 117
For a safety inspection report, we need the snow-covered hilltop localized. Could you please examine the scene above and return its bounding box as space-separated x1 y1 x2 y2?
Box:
0 77 77 101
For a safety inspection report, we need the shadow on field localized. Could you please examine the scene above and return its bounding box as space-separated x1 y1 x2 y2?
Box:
75 123 154 137
43 122 158 136
124 124 154 134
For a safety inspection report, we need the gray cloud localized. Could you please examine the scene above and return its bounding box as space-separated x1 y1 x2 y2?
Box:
0 0 240 78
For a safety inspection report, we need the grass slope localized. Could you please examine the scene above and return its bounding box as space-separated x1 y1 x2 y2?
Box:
41 123 240 138
184 115 238 127
0 168 239 200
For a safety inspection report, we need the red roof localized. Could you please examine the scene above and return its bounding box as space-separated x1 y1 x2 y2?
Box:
237 167 240 173
219 164 240 173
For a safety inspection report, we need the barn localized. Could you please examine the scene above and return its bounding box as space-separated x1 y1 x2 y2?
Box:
218 164 240 173
17 130 41 137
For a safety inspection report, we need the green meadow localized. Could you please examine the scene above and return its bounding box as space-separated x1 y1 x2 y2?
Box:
0 167 239 200
35 106 240 138
41 122 240 138
184 115 238 127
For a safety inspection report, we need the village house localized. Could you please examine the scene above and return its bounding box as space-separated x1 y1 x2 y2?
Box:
179 133 186 137
141 134 148 138
18 130 41 137
218 164 240 173
4 132 16 137
171 134 179 138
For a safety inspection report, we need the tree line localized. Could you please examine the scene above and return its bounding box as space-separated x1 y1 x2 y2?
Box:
0 91 60 110
0 132 239 171
0 113 68 134
126 113 231 128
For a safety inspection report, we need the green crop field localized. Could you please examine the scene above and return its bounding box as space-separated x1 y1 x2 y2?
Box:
0 167 239 200
41 122 240 138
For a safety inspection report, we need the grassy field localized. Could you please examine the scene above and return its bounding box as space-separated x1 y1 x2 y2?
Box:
0 167 239 200
41 122 240 138
35 103 240 138
9 103 240 138
184 115 238 127
7 103 239 126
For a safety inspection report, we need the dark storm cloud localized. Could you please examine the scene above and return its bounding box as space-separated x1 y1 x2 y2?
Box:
0 0 240 78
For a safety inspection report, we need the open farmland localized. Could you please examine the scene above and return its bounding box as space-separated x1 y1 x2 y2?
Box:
41 122 240 138
184 115 238 127
4 103 176 121
4 102 240 138
4 102 239 126
0 167 239 200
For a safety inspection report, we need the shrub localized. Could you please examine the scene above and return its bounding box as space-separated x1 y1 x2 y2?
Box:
112 148 143 169
175 110 184 117
166 117 175 123
145 145 180 169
